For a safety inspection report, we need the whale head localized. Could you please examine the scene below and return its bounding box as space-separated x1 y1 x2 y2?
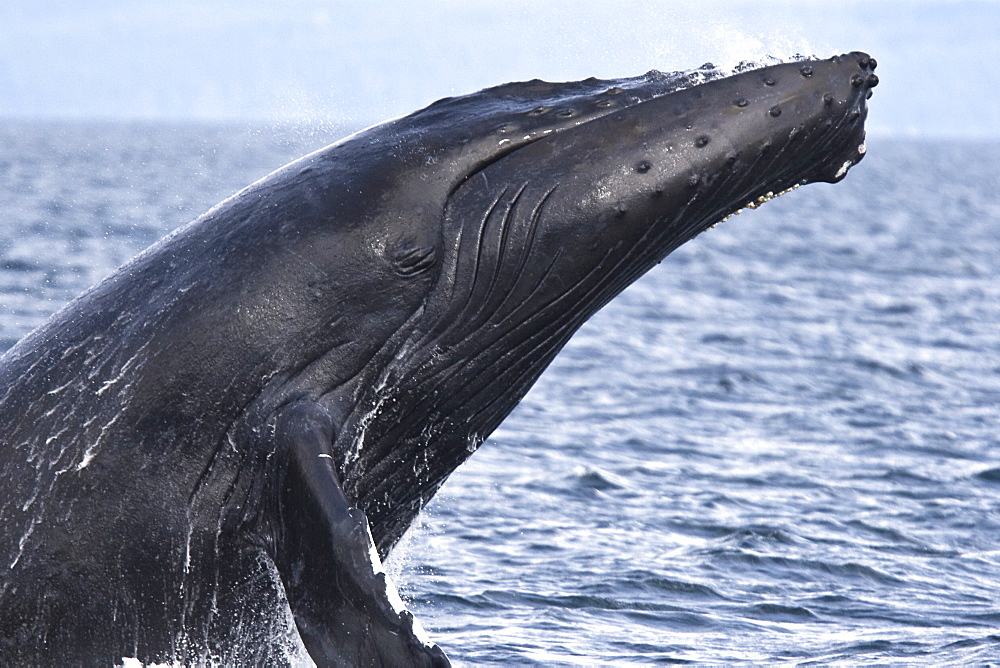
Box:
243 52 878 555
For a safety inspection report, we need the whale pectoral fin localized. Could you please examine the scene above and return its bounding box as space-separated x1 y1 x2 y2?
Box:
272 400 449 667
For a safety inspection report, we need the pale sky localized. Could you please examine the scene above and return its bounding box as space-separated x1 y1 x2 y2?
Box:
1 0 998 137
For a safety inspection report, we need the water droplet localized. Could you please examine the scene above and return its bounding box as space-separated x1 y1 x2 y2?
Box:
800 65 814 77
734 98 749 108
823 93 834 106
867 74 879 88
763 77 776 86
695 136 710 147
635 160 652 174
851 74 864 87
769 106 782 117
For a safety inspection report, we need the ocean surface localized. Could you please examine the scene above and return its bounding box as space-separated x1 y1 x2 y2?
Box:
1 121 998 665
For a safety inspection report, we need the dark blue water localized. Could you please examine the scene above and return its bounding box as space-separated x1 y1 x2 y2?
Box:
1 122 998 664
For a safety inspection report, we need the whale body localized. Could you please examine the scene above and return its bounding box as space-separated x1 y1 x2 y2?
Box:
0 53 877 665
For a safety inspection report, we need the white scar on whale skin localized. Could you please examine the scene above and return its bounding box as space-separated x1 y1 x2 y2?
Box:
46 379 74 396
9 516 41 569
834 160 854 179
835 144 866 179
77 341 153 469
96 341 152 397
75 411 123 471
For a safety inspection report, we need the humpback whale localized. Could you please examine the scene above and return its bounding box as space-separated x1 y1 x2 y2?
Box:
0 53 877 665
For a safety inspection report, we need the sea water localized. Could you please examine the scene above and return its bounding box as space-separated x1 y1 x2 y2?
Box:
1 121 998 664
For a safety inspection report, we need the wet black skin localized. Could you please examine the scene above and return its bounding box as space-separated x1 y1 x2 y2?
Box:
0 53 876 665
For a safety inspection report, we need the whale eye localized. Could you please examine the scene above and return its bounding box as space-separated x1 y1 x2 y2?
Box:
393 246 437 277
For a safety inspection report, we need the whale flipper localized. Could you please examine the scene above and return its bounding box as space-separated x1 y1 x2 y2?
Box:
272 401 449 667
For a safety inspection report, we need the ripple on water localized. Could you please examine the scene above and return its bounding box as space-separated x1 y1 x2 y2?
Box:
3 129 999 664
